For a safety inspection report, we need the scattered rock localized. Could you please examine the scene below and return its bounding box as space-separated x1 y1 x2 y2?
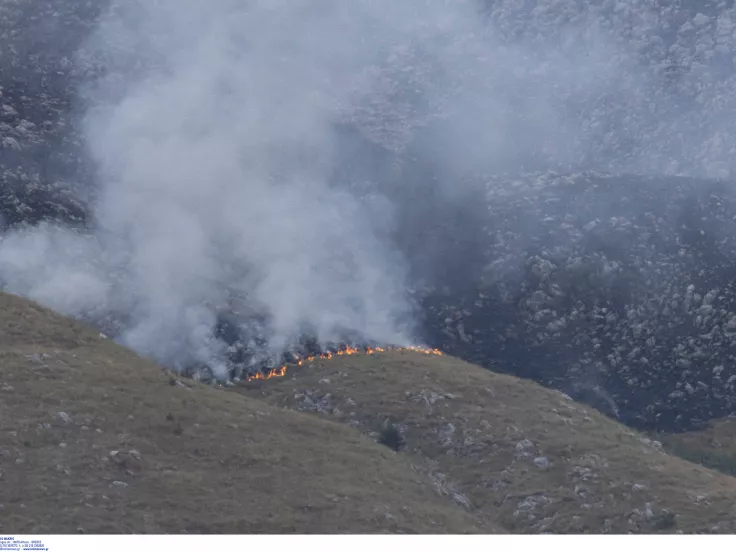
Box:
515 439 535 458
513 494 550 521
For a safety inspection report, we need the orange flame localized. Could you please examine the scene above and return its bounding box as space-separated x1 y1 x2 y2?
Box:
245 345 442 382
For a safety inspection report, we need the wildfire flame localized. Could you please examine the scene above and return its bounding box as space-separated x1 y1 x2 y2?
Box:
245 345 443 382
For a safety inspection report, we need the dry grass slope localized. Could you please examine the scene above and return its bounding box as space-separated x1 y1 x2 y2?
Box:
0 292 495 534
659 419 736 479
235 350 736 534
4 290 736 534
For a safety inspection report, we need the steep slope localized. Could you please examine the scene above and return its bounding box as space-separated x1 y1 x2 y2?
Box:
418 172 736 433
235 350 736 534
659 418 736 478
0 0 99 229
0 292 496 534
5 0 736 435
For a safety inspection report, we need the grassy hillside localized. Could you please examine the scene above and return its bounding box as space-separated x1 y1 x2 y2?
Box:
0 292 496 534
4 290 736 534
235 351 736 534
659 419 736 479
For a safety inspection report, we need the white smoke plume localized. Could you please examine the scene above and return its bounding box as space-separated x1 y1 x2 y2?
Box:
1 0 734 377
2 0 489 375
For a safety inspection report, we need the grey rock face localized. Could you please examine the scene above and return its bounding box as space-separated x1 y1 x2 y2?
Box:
0 0 102 229
417 172 736 431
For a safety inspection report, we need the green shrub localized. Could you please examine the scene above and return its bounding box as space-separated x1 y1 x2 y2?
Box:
378 423 405 452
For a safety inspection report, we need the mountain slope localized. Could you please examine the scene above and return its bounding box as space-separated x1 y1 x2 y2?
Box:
5 290 736 534
5 0 736 435
235 349 736 534
0 292 496 534
659 418 736 479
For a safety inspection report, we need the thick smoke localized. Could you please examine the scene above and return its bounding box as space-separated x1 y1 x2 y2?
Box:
2 0 492 375
1 0 736 379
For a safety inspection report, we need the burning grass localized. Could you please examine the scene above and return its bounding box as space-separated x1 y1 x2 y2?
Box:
244 345 443 382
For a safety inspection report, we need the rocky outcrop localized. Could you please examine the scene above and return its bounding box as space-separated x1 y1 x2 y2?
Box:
416 172 736 432
0 0 101 229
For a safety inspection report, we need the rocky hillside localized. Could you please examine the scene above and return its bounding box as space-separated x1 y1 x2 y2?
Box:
414 172 736 432
235 345 736 534
5 0 736 225
0 0 98 229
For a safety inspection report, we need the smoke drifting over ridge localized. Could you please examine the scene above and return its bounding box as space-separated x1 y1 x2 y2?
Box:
2 0 736 381
3 0 488 375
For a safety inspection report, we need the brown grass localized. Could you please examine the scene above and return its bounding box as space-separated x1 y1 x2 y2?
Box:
234 350 736 533
658 419 736 479
0 292 495 534
4 290 736 534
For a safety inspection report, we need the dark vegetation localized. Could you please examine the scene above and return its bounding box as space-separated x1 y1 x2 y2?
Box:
378 422 406 452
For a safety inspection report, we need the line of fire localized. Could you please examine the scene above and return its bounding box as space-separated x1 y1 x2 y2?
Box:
244 345 443 382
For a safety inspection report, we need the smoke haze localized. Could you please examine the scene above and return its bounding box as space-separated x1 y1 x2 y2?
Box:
2 0 736 378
